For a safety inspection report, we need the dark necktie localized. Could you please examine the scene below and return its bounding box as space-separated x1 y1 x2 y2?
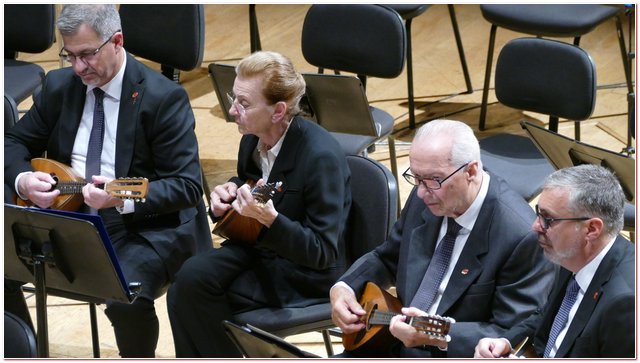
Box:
86 87 105 182
410 218 462 311
543 276 580 358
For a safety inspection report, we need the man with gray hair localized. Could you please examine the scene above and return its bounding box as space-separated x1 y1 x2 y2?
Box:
5 4 211 357
330 119 554 357
474 164 634 358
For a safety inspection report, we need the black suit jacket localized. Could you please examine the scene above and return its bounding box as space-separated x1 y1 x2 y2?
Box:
5 53 212 282
226 117 352 307
340 173 554 357
504 235 635 358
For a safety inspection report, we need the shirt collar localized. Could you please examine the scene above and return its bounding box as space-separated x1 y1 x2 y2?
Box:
257 120 291 158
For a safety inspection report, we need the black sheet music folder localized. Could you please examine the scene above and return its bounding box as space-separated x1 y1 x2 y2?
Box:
4 204 135 303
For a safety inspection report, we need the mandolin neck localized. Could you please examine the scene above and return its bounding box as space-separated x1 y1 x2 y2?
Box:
54 181 103 195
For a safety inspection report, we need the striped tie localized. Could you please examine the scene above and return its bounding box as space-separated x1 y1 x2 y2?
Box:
85 87 105 182
410 218 462 311
543 276 580 358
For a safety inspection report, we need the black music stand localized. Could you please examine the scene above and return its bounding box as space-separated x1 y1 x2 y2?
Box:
223 320 319 358
4 204 140 358
521 121 635 203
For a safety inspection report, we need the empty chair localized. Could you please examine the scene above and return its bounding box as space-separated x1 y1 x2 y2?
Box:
4 4 56 107
301 4 406 182
385 4 473 129
478 4 631 138
480 37 597 201
119 5 205 83
233 155 399 356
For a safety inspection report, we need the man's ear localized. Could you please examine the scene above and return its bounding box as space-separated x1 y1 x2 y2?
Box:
465 160 480 180
585 217 604 241
271 101 288 123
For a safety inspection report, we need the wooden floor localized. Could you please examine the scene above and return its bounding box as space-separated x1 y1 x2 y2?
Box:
13 4 635 359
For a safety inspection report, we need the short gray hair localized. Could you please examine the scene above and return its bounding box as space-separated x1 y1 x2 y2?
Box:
414 119 482 169
57 4 121 40
543 164 625 236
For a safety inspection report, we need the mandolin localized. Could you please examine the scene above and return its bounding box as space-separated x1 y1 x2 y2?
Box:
211 181 283 244
15 158 148 212
342 281 455 355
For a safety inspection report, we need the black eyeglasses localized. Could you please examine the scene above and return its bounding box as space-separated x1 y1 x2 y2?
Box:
402 162 469 191
534 204 590 231
59 30 120 63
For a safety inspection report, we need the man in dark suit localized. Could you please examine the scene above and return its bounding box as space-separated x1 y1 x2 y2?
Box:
330 119 554 358
4 5 211 357
167 51 352 357
475 164 634 358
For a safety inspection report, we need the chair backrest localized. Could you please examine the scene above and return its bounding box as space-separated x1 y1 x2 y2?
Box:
4 4 55 58
345 155 398 262
5 94 19 132
119 5 204 76
301 4 406 79
4 311 37 358
495 37 597 121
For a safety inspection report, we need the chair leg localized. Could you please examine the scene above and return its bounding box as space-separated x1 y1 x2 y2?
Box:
479 25 497 131
321 329 334 356
549 116 559 133
249 4 262 53
89 303 100 358
614 16 633 94
406 18 416 130
448 5 473 94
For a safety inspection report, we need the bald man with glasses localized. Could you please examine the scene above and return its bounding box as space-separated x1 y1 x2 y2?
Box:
330 119 554 358
475 164 634 358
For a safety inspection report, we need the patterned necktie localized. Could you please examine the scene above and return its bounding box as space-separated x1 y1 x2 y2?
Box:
543 276 580 358
410 218 462 311
85 88 105 182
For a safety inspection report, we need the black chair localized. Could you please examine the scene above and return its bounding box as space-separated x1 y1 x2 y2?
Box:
232 155 399 356
384 4 473 129
480 37 596 202
4 4 55 108
4 311 37 358
119 5 205 83
478 4 632 138
301 4 406 183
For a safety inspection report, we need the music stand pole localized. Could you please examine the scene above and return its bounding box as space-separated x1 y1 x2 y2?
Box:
33 257 50 357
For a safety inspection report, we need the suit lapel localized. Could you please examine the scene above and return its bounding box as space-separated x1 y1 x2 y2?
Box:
406 211 443 303
555 239 624 357
436 209 490 314
58 77 88 162
266 118 303 206
115 53 145 177
435 177 498 314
